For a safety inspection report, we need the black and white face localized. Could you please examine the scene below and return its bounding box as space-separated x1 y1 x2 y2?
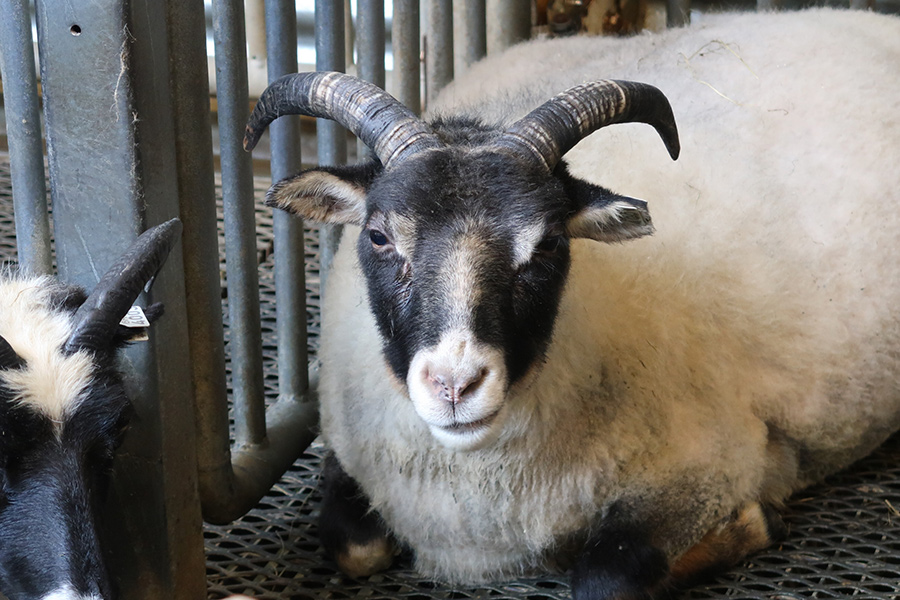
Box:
268 122 655 452
0 283 130 600
356 151 572 449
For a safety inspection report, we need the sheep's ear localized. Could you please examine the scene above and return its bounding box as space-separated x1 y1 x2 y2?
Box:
265 162 382 226
559 167 654 243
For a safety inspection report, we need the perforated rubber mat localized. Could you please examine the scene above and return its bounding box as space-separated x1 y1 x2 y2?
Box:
2 158 900 599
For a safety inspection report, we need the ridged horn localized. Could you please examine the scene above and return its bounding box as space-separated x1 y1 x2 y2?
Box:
497 80 680 173
63 218 182 355
244 71 443 169
0 336 24 370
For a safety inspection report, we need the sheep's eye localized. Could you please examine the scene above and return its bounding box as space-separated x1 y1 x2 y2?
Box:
536 235 563 254
369 229 390 247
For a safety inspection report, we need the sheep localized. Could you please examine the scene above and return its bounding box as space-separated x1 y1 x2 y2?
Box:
0 219 180 600
243 8 900 599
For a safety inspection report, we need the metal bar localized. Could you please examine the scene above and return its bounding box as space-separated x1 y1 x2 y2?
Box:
392 0 421 114
33 0 206 597
356 0 386 160
316 0 347 290
168 0 235 523
211 0 267 447
667 0 690 27
486 0 530 55
266 0 310 399
197 0 321 526
453 0 486 77
0 0 52 275
425 0 453 108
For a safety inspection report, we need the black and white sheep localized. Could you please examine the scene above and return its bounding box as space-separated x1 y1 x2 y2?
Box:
0 219 180 600
244 8 900 599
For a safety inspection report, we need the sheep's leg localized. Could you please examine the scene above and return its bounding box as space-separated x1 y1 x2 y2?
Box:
570 502 784 599
668 502 786 587
571 513 669 600
319 453 397 577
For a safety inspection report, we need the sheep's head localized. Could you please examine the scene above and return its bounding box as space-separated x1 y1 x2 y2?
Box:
245 72 678 450
0 219 180 600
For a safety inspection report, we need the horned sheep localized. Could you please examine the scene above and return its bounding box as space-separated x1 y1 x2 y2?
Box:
244 8 900 599
0 219 180 600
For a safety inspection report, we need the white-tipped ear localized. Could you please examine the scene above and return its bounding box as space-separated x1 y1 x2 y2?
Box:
566 198 654 243
266 169 368 225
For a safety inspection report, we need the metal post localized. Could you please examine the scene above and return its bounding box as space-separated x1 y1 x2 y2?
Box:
392 0 421 114
486 0 530 55
0 0 52 275
425 0 453 108
667 0 690 26
266 0 310 400
33 0 206 597
453 0 486 77
168 0 234 524
211 0 267 447
197 0 319 527
357 0 386 160
315 0 347 290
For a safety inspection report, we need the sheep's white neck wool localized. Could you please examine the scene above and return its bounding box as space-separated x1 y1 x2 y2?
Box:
0 276 93 427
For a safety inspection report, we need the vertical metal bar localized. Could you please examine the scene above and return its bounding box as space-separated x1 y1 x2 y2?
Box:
453 0 485 77
33 0 205 597
201 0 320 528
356 0 386 160
168 0 233 516
486 0 530 55
211 0 267 446
392 0 421 114
123 0 207 595
266 0 309 399
0 0 52 275
425 0 453 108
667 0 690 26
316 0 347 289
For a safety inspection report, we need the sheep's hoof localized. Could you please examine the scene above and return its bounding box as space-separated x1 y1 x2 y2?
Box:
670 502 785 586
336 536 398 578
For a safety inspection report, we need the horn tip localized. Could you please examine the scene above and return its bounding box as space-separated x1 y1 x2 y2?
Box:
668 142 681 161
243 127 260 152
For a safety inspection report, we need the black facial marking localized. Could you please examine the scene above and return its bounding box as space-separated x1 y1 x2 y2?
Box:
356 117 574 384
0 356 127 599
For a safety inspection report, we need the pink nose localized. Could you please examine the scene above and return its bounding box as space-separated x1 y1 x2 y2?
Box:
427 368 488 406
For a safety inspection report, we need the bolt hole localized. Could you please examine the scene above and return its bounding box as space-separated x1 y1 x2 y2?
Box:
70 24 81 36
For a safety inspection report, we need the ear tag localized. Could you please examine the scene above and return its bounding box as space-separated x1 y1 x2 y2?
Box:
120 306 151 341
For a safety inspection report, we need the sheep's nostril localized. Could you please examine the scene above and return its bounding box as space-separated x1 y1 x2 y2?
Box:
458 368 487 399
427 368 488 405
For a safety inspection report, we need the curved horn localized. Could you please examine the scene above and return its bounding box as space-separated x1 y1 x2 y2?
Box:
63 218 182 355
244 71 443 169
497 80 680 173
0 336 24 370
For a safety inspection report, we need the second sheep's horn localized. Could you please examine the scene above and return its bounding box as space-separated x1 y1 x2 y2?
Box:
64 218 182 355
